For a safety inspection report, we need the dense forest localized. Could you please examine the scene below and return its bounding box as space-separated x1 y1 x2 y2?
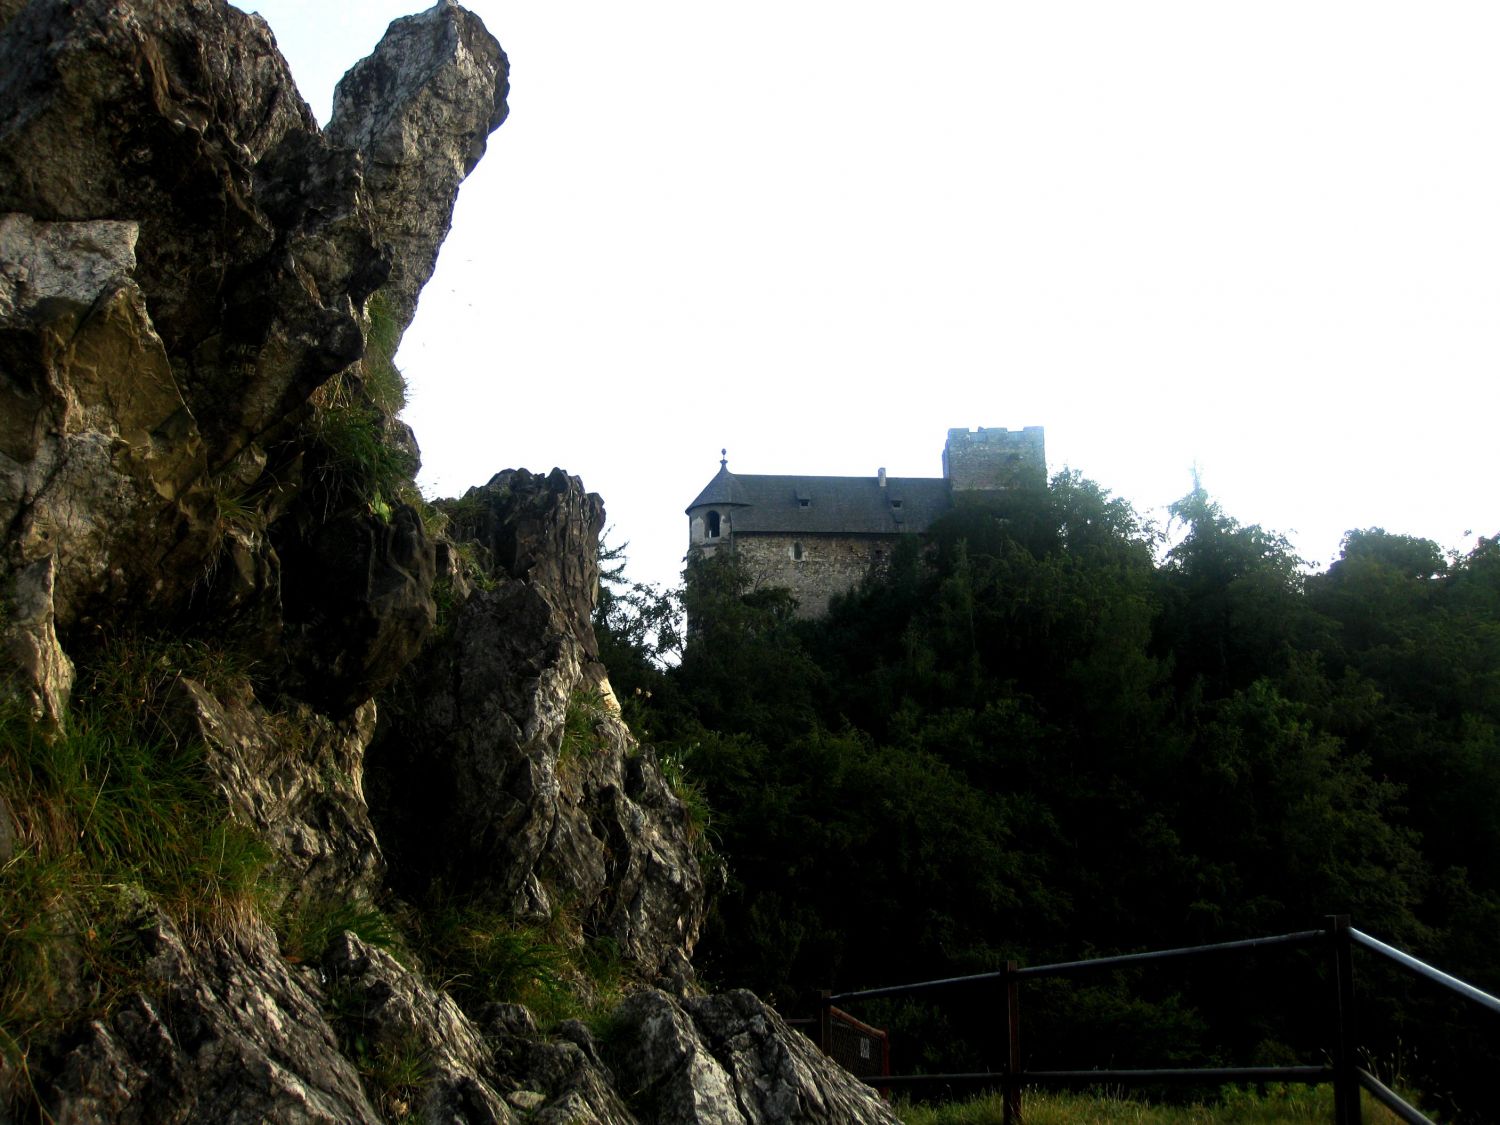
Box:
596 474 1500 1120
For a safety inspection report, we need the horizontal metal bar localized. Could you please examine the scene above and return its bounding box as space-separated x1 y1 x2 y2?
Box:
832 930 1323 1002
861 1066 1331 1088
856 1072 1003 1087
1350 928 1500 1017
1016 930 1325 979
831 970 1005 1003
1356 1068 1435 1125
1020 1066 1331 1086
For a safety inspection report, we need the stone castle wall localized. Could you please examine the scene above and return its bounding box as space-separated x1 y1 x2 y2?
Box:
688 426 1045 618
735 533 902 617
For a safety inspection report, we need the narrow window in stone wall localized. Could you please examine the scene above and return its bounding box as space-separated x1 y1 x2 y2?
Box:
792 541 804 561
707 511 721 538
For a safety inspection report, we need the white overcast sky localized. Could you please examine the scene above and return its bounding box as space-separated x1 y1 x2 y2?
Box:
236 1 1497 593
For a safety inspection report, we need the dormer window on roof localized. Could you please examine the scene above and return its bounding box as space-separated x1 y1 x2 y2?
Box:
795 489 811 508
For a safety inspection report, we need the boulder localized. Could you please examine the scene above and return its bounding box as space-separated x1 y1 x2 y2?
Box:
611 989 901 1125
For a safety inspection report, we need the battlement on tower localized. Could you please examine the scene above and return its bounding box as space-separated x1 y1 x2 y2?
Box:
942 426 1047 496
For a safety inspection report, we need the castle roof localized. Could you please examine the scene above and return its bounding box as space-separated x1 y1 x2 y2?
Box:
685 463 750 510
687 471 951 535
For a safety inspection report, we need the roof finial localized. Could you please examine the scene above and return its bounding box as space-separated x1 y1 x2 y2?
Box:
720 448 728 469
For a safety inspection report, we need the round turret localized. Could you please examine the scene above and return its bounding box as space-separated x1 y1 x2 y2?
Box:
685 451 749 552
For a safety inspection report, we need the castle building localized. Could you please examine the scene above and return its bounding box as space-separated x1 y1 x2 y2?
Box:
685 426 1045 617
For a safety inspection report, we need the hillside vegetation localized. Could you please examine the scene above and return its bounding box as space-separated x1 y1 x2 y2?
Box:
599 473 1500 1122
897 1084 1407 1124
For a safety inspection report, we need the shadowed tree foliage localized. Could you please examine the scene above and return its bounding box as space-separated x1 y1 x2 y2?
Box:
598 477 1499 1120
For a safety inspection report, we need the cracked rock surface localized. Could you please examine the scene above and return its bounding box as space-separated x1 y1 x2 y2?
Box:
1 3 898 1122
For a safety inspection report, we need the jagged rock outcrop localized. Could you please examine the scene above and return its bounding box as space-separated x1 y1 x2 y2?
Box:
612 990 902 1125
277 504 438 714
326 0 509 332
169 680 386 906
0 2 898 1122
45 913 383 1125
0 0 506 691
369 468 706 988
320 932 517 1123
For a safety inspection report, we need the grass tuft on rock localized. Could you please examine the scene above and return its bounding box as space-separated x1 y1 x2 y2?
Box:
0 635 274 1084
277 896 400 966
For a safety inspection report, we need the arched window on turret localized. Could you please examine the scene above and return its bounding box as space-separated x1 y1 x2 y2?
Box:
706 511 721 538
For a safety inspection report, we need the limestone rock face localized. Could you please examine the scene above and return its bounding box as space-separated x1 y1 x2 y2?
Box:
278 503 438 714
0 0 505 679
0 3 894 1123
321 932 517 1124
327 0 510 333
370 468 707 987
46 912 382 1125
486 1012 637 1125
0 0 371 403
0 553 72 724
0 212 207 649
168 680 386 905
610 989 901 1125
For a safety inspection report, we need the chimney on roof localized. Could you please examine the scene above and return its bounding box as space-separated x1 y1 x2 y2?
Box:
878 467 887 488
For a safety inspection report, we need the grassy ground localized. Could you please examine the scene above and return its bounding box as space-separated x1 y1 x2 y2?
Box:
895 1084 1412 1124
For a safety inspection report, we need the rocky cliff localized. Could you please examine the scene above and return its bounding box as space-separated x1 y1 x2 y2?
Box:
0 1 897 1122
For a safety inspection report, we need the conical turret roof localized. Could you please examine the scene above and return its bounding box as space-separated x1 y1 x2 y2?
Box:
685 455 749 512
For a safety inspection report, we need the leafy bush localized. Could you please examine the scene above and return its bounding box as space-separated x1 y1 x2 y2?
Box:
604 475 1500 1115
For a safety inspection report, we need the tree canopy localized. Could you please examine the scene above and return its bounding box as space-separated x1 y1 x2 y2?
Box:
595 478 1500 1119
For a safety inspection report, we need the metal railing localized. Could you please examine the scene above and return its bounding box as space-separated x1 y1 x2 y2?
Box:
818 915 1500 1124
790 1006 892 1090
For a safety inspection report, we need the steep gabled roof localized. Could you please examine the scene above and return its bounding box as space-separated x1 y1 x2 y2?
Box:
688 471 951 535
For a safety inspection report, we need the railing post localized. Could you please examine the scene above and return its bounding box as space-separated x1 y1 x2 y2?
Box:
1003 960 1022 1125
817 989 833 1057
1327 915 1362 1125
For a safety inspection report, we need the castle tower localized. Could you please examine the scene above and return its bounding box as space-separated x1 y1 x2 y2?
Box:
684 450 747 556
942 426 1046 499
